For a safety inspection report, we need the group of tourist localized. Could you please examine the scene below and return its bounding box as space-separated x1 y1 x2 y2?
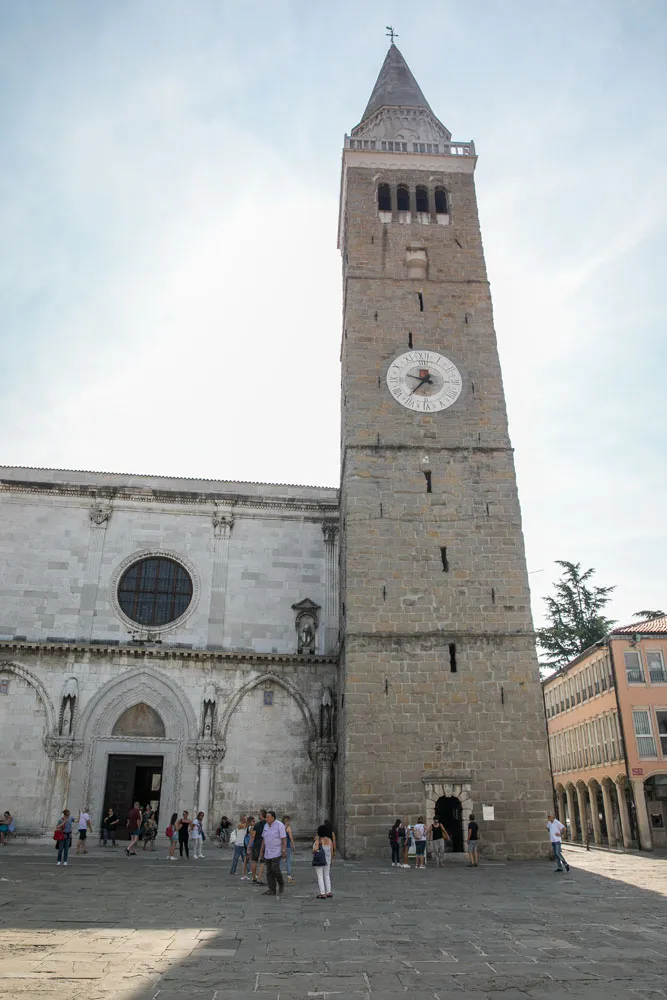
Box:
388 814 480 868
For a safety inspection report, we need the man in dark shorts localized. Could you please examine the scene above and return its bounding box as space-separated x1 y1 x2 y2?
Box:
125 801 142 856
249 809 267 885
466 813 479 867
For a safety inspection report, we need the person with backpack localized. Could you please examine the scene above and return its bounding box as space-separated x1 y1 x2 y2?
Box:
388 818 401 866
229 814 247 874
166 813 179 861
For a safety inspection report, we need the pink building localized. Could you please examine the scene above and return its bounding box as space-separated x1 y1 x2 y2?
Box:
543 615 667 851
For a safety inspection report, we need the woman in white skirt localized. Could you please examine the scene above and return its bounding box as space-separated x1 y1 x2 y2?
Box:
312 824 334 899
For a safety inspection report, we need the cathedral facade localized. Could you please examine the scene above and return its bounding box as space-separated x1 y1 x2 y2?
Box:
0 45 552 856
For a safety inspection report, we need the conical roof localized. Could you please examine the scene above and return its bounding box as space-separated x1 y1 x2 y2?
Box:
360 44 432 123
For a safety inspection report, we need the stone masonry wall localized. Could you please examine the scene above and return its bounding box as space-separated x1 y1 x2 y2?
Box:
337 157 552 858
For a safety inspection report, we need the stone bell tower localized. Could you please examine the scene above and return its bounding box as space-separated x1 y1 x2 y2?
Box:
337 44 552 858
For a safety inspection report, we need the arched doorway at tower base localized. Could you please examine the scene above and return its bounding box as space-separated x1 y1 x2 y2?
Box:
423 776 473 854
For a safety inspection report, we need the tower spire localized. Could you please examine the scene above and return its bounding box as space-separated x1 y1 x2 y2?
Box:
360 43 433 124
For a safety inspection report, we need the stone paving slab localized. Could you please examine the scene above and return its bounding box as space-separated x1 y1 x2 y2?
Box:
1 844 667 998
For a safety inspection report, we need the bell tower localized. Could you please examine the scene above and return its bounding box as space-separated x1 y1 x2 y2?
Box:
337 44 552 858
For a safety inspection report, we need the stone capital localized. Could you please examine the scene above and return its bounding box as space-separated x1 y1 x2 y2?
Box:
322 523 339 544
44 737 84 762
188 742 226 765
312 740 337 768
212 513 234 539
89 504 112 526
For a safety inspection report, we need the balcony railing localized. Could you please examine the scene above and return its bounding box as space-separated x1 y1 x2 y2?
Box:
345 136 476 156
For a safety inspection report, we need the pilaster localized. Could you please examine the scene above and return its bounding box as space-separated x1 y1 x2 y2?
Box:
77 503 112 641
207 512 233 648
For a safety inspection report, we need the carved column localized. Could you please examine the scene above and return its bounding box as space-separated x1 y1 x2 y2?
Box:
576 784 589 844
44 738 84 825
601 779 617 847
631 777 653 851
192 743 226 818
322 523 339 654
614 777 634 849
77 503 112 641
564 785 577 841
314 741 337 823
588 781 603 846
207 513 233 649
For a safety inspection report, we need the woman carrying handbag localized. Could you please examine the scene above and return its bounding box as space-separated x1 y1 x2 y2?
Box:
54 810 73 866
312 824 333 899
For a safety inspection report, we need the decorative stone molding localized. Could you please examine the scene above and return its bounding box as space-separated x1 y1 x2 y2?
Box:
109 549 201 635
0 660 57 732
219 671 318 746
292 598 321 655
89 504 112 526
44 737 84 762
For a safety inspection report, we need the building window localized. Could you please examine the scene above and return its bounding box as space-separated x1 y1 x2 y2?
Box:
609 713 618 760
624 650 645 684
434 187 448 214
633 708 657 758
0 679 8 695
117 557 193 627
647 650 667 684
415 186 429 213
594 662 601 695
263 689 274 706
377 183 391 213
396 185 410 212
656 710 667 755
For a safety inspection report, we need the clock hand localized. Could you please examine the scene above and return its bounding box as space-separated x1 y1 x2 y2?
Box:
410 377 428 395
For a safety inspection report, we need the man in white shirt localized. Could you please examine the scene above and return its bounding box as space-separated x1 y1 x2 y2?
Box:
75 808 92 855
546 813 570 873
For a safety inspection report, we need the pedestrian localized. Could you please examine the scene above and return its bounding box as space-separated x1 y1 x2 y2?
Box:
249 809 267 885
230 814 248 874
75 807 92 854
413 816 427 869
546 813 570 873
191 811 205 858
0 811 14 846
397 819 408 867
125 801 142 856
466 813 480 867
142 813 157 851
218 815 231 844
177 810 192 859
322 819 337 859
312 824 334 899
402 821 413 867
102 807 119 847
240 815 254 880
282 815 295 882
258 810 286 896
55 809 73 865
166 812 179 861
429 816 450 867
388 818 401 866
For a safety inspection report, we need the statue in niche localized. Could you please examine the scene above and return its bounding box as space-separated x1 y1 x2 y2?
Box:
320 687 334 741
202 684 217 740
299 622 316 655
292 598 320 655
60 677 78 736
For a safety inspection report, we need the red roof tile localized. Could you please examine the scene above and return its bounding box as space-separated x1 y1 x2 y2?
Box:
613 615 667 635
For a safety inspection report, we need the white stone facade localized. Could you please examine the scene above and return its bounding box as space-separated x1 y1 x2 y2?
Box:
0 468 339 837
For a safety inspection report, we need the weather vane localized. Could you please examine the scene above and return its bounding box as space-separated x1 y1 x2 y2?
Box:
386 25 398 44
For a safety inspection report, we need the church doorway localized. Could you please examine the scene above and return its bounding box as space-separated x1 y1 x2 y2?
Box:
102 755 163 838
435 795 464 852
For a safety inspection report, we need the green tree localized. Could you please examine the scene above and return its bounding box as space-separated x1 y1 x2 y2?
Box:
633 609 665 620
537 561 616 669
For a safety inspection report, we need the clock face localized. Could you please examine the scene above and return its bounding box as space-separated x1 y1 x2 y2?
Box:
386 350 463 412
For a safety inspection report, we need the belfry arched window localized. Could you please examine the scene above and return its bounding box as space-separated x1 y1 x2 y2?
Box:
396 185 410 212
377 183 391 212
435 187 448 215
415 186 429 214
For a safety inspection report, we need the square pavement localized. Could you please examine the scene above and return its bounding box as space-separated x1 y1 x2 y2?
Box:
1 841 667 999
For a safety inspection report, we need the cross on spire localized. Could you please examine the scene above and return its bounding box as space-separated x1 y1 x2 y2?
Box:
385 25 398 44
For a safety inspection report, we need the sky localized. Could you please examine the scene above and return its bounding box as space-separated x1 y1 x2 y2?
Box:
1 0 666 630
